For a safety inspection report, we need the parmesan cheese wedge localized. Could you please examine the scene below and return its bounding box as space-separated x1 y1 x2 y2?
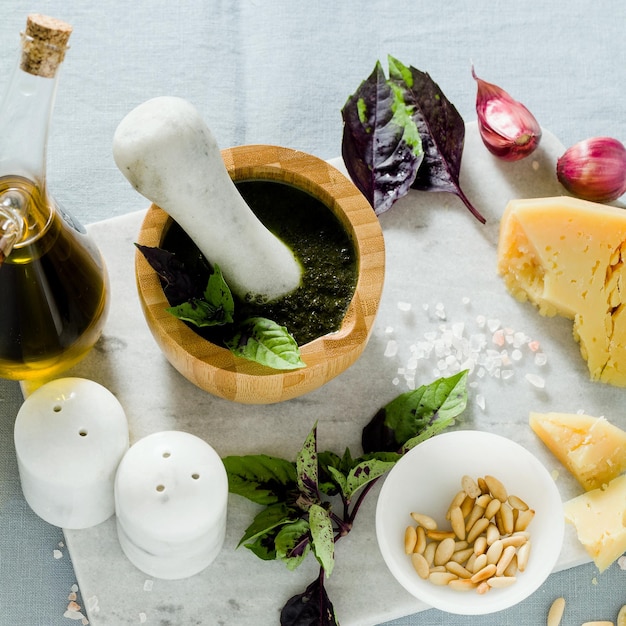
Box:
529 412 626 491
563 473 626 572
497 196 626 386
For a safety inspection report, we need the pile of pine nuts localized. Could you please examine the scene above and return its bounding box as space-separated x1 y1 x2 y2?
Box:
404 474 534 594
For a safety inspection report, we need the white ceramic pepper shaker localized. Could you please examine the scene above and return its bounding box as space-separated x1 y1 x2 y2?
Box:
114 430 228 580
14 377 129 529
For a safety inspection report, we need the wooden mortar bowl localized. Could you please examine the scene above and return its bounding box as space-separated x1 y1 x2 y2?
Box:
135 145 385 404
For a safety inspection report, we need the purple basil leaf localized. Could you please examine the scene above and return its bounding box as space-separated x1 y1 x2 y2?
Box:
280 576 338 626
388 56 486 224
135 243 202 304
341 60 423 215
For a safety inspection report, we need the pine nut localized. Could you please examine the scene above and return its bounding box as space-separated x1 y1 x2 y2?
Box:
465 504 486 533
427 529 456 541
486 523 501 546
500 532 529 548
429 571 458 586
618 605 626 626
473 535 488 556
448 578 477 592
447 490 466 519
476 581 490 594
454 540 469 551
460 495 475 518
465 553 477 572
495 544 517 577
484 475 508 502
450 506 466 540
450 547 474 564
486 539 504 565
508 494 529 511
477 476 489 494
410 512 438 530
503 554 518 577
500 502 515 534
580 623 614 626
467 517 489 543
517 540 531 572
486 575 516 588
411 552 430 579
470 563 497 583
514 508 535 532
415 526 426 554
475 493 492 508
434 537 456 566
423 541 437 566
472 553 488 573
484 497 501 520
462 474 481 498
405 526 417 554
445 561 472 579
547 597 566 626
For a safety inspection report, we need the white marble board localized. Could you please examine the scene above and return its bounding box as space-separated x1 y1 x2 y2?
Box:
63 123 620 625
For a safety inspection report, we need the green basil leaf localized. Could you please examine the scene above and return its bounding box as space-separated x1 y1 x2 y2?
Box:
309 504 335 577
296 424 319 506
275 519 311 571
362 370 468 453
223 454 297 505
166 298 228 327
238 501 296 547
343 458 398 501
226 317 305 370
204 263 234 323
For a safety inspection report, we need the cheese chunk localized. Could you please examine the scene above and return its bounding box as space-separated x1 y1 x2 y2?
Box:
498 196 626 386
529 412 626 491
563 473 626 572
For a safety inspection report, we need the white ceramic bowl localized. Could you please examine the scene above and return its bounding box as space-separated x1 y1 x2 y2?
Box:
376 430 564 615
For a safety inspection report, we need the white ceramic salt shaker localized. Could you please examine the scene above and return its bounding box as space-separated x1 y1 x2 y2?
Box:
14 377 129 529
114 430 228 580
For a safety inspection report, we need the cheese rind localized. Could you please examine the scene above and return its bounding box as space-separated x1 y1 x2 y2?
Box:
498 196 626 386
563 473 626 572
529 411 626 491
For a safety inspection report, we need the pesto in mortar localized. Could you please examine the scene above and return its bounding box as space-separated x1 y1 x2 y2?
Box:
162 179 358 346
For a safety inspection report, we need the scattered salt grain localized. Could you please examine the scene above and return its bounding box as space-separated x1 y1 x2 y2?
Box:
528 340 541 352
532 160 540 171
551 469 560 481
392 377 400 386
139 613 147 624
492 329 505 346
68 591 77 602
143 580 154 592
476 394 486 410
384 340 398 358
475 314 486 328
487 318 501 332
525 373 545 388
71 584 79 592
618 555 626 570
63 608 84 621
511 349 523 361
86 595 99 613
534 352 548 366
462 296 471 306
58 541 65 548
398 301 412 312
53 549 63 559
385 326 394 334
501 369 514 380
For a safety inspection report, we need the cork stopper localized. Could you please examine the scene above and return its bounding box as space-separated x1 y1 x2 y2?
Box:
20 14 73 78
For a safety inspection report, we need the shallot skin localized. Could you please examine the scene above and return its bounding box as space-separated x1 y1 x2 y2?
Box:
472 68 542 162
557 137 626 203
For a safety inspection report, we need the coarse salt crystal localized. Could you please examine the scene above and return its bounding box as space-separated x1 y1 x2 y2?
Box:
143 580 154 592
534 352 548 366
385 326 394 334
492 329 505 346
618 555 626 570
139 614 147 624
53 549 63 559
384 340 398 358
476 394 486 410
86 596 99 613
71 584 79 593
392 377 400 386
528 340 541 352
487 318 501 332
525 373 545 388
398 301 411 311
501 369 514 380
462 296 471 306
63 609 84 621
511 349 523 361
476 315 486 328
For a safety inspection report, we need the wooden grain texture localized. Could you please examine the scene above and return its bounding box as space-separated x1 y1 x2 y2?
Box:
135 145 385 404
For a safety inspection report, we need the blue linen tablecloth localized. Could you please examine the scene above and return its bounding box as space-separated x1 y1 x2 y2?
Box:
1 1 625 624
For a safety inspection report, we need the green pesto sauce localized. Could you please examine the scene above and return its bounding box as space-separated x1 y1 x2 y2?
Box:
162 179 358 346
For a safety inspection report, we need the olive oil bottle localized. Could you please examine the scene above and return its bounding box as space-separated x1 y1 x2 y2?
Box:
0 15 108 382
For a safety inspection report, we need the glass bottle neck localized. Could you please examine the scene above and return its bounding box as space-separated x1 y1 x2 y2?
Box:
0 45 60 185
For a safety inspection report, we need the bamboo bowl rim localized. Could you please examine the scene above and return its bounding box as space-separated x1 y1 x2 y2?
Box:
135 145 385 404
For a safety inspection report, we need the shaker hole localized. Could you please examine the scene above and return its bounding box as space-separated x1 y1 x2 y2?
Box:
191 473 200 480
78 429 88 437
53 405 62 412
162 452 171 458
156 484 165 492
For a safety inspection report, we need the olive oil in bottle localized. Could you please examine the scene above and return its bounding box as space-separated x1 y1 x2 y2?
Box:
0 15 109 382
